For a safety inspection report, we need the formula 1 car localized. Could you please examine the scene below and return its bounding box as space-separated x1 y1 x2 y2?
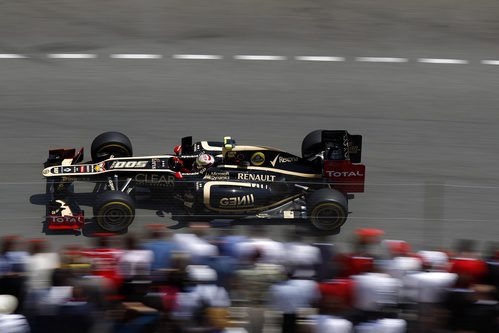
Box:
41 130 365 234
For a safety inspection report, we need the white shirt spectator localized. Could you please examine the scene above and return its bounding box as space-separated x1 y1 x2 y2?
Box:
36 286 74 315
417 251 449 269
174 266 230 320
117 249 153 279
173 233 218 263
0 295 29 333
190 284 231 308
384 256 422 279
285 243 322 268
313 315 353 333
352 273 401 312
270 279 320 314
403 272 457 303
236 238 285 264
25 252 60 289
0 315 30 333
356 319 407 333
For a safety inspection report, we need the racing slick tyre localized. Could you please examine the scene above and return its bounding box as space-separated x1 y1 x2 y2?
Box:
93 191 135 232
307 188 348 233
91 132 133 162
302 130 324 159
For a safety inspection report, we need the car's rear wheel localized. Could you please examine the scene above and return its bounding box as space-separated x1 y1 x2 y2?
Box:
307 188 348 233
91 132 133 162
93 191 135 232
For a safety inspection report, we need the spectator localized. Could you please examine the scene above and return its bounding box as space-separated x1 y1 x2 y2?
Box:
236 228 285 265
236 248 285 333
25 239 60 290
285 233 322 275
351 268 401 321
142 226 180 273
174 265 231 332
118 234 153 301
173 225 218 265
449 239 488 288
0 236 28 312
269 268 320 333
0 295 29 333
309 295 355 333
404 271 457 332
337 229 384 278
355 318 407 333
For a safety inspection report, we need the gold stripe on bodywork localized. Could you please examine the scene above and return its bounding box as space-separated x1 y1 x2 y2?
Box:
218 165 321 178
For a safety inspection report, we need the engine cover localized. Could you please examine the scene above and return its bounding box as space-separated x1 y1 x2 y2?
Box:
202 181 292 212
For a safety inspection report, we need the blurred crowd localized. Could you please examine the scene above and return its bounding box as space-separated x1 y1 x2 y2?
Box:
0 225 498 333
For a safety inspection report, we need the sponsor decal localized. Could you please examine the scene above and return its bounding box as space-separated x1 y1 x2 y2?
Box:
250 183 268 189
349 145 360 154
48 215 84 224
237 173 276 182
110 160 148 169
279 156 299 163
134 174 175 187
204 171 230 181
250 152 265 166
94 165 101 172
53 168 59 174
63 167 71 173
326 171 364 177
80 166 85 172
220 194 255 207
270 154 279 167
270 154 299 167
151 159 159 169
343 133 350 159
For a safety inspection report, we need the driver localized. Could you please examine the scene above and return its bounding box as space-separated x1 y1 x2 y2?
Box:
193 153 215 171
170 152 215 174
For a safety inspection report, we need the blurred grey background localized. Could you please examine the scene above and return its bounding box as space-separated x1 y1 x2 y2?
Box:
1 0 499 250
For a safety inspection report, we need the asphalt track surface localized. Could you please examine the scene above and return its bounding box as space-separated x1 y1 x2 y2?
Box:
1 0 499 251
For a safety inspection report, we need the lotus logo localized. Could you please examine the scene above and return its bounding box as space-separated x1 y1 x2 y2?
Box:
250 152 265 166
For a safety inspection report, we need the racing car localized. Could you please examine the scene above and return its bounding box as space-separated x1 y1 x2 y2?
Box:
41 130 365 234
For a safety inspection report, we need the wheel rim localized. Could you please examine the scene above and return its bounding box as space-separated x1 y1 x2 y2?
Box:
97 201 134 232
310 202 346 230
95 144 131 161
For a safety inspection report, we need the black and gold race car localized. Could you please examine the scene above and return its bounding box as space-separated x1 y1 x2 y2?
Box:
41 130 365 234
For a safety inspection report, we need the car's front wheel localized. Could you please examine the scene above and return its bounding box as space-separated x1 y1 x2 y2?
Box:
307 188 348 233
91 132 133 162
93 191 135 232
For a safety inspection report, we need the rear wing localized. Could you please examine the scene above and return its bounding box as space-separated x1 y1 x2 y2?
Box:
321 130 365 193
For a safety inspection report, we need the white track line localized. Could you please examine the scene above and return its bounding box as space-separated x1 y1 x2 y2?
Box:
234 55 287 61
0 54 27 59
295 56 345 62
418 58 468 64
481 60 499 65
48 53 97 59
110 54 162 59
356 57 408 63
173 54 222 60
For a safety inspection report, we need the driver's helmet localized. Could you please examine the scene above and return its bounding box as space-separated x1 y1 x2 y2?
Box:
194 153 215 170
